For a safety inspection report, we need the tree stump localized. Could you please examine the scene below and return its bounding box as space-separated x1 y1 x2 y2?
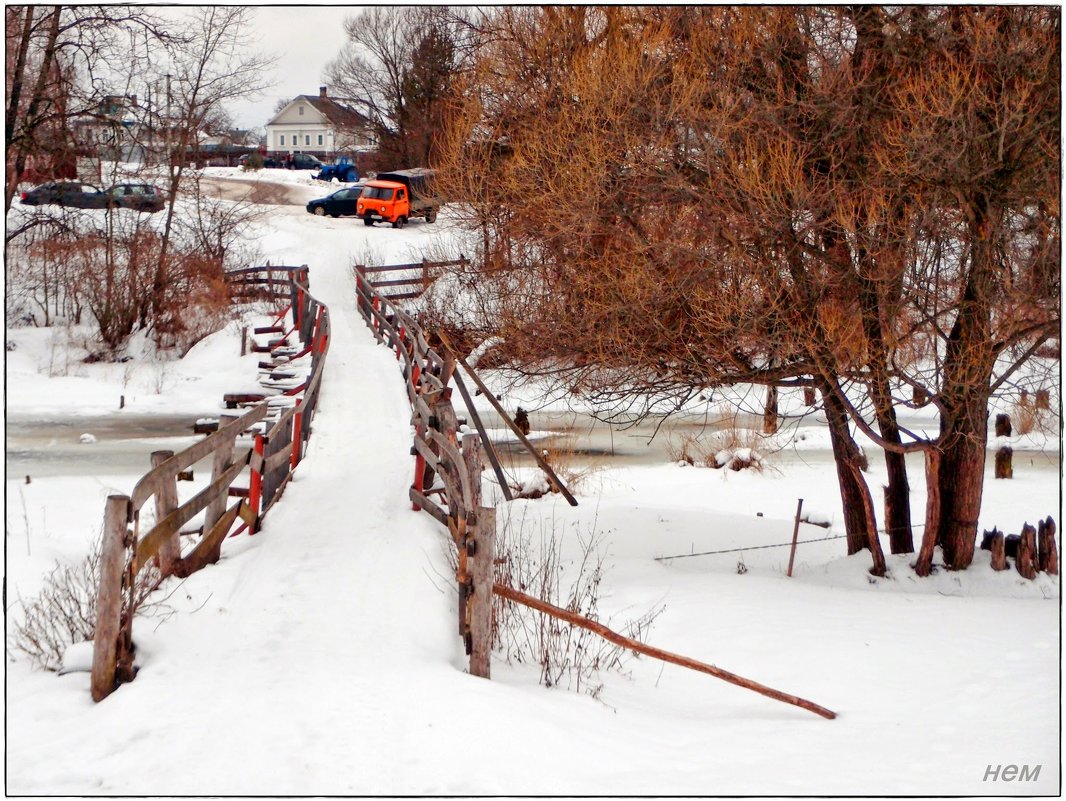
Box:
1038 516 1058 575
994 446 1013 479
994 413 1012 437
983 529 1008 571
1016 523 1038 579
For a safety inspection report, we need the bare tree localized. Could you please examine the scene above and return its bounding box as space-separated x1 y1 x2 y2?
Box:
324 7 467 166
149 7 274 335
436 6 1060 575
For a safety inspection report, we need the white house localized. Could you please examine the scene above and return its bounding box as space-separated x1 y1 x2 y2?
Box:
265 86 374 157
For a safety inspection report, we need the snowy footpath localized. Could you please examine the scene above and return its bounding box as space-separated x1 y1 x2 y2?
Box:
6 174 1060 796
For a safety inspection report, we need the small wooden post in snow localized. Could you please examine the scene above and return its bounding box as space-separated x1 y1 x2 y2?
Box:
91 495 130 702
786 499 804 578
470 506 495 679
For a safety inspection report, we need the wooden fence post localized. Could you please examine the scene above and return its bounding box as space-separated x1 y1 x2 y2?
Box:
151 450 180 577
786 498 804 577
248 433 265 534
203 414 237 564
91 495 130 702
470 506 495 679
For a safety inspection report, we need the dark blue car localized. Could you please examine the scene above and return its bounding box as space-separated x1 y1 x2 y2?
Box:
306 186 365 217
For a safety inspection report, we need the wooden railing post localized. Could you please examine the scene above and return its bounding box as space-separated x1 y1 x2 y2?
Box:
470 505 495 679
291 402 303 470
92 495 131 702
248 433 265 534
203 414 237 564
151 450 180 577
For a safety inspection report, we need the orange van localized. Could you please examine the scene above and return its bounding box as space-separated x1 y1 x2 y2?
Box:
357 168 440 228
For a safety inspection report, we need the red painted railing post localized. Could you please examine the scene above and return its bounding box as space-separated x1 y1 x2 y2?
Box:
412 425 426 511
396 326 405 359
291 402 303 470
248 433 264 534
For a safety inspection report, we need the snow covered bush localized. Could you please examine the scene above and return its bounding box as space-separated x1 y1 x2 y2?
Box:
8 541 159 673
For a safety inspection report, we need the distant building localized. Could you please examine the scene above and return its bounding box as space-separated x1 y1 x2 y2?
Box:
265 86 375 157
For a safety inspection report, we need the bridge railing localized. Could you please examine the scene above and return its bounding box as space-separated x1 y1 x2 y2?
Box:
90 265 329 702
354 266 496 677
352 265 839 719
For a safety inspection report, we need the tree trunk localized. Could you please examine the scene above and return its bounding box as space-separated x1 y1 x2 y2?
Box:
821 381 876 558
936 199 996 570
763 384 779 434
914 448 941 577
7 7 62 215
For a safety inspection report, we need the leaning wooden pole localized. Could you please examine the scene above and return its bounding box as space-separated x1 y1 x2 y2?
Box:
493 583 837 720
436 331 578 506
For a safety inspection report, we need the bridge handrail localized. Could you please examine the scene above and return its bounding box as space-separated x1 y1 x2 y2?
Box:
91 265 329 702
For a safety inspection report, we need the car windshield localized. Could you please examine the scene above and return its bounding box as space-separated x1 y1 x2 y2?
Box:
362 187 394 200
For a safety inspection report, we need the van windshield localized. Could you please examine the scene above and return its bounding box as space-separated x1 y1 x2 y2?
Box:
362 187 394 200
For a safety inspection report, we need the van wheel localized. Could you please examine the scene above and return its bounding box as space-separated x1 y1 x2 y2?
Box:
392 216 407 229
363 217 374 226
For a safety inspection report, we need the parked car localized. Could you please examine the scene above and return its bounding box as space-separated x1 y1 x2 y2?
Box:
356 169 440 228
290 153 323 171
306 186 366 217
106 183 165 213
19 181 106 208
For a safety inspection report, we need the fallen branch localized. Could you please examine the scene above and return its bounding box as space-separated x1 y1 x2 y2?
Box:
493 582 837 720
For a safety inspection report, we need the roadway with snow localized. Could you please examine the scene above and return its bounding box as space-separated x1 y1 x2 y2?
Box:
5 170 1060 796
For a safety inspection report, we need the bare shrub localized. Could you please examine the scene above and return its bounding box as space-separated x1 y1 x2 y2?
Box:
490 508 662 698
1013 391 1056 436
8 541 160 673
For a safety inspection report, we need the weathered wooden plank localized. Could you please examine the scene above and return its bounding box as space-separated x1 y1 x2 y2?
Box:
176 501 242 577
453 371 513 502
493 583 837 720
150 450 181 578
202 415 237 566
370 277 425 289
409 488 450 528
428 428 473 516
134 458 248 573
130 405 267 510
440 334 578 507
470 506 495 679
91 495 129 702
263 447 292 475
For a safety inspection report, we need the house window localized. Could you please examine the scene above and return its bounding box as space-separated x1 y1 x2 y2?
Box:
305 135 310 146
280 134 285 146
318 134 323 146
299 105 304 116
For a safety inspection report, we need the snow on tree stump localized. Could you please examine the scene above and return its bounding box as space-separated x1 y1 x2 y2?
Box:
1038 516 1058 575
1016 523 1038 580
994 446 1013 479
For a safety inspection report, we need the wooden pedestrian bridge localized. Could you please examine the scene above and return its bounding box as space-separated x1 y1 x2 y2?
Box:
87 262 835 720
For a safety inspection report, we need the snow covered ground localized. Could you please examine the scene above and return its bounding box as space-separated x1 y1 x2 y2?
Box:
5 169 1060 796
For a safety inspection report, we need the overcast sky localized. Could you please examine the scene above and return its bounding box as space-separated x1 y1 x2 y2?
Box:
226 7 356 130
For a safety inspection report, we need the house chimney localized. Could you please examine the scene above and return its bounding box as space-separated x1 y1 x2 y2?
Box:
319 86 327 98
